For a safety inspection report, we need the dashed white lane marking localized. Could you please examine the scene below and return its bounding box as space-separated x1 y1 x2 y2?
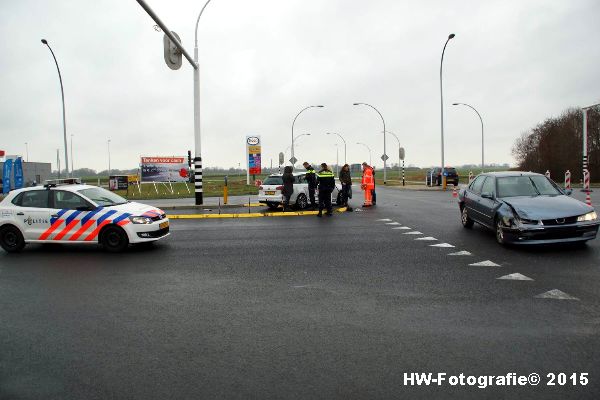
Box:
385 222 401 225
429 243 455 248
535 289 579 301
497 273 533 281
448 251 472 256
392 226 411 230
376 218 392 221
415 236 437 241
468 260 502 267
403 231 423 235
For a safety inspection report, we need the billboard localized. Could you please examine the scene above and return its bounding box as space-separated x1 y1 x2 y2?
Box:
246 135 261 175
13 157 23 189
141 156 189 182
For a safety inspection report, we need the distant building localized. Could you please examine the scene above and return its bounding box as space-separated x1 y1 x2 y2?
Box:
0 161 51 189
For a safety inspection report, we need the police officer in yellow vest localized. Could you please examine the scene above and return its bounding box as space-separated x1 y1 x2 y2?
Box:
303 162 317 209
316 163 335 217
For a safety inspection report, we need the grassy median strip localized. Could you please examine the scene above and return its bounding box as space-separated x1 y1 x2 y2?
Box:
168 207 348 219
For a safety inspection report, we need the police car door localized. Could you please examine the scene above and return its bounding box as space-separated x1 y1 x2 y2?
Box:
14 189 52 241
44 190 96 242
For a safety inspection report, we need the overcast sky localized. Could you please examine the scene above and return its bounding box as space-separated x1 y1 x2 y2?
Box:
1 0 599 172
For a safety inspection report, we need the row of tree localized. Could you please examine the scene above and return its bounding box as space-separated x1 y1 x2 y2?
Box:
512 106 599 182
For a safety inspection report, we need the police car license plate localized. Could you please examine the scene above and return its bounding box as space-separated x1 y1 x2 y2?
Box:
265 191 276 195
159 221 169 229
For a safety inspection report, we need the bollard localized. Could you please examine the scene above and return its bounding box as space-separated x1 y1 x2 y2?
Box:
223 176 228 205
564 170 571 190
584 169 590 192
218 198 221 215
545 170 550 179
248 196 251 213
468 171 474 183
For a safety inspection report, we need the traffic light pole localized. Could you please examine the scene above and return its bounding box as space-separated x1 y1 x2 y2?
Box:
135 0 209 205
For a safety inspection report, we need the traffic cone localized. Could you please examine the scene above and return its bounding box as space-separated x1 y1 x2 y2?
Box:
452 186 458 199
585 192 592 206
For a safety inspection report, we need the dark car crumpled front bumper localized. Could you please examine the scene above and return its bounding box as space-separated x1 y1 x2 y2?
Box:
502 221 600 244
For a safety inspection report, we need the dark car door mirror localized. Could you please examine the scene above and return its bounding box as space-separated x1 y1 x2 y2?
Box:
481 192 494 199
565 189 573 196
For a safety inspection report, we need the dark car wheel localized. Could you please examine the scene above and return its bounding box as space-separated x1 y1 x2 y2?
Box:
101 225 129 253
461 206 474 228
295 194 308 210
495 218 506 246
336 192 343 205
0 225 26 253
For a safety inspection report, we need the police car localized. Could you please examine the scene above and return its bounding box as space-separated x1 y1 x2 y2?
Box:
0 183 169 253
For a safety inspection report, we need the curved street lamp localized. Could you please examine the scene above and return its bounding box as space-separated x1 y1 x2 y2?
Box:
326 132 347 165
41 39 69 177
353 102 387 184
291 105 324 167
356 142 372 166
440 33 455 189
382 130 405 186
452 102 484 170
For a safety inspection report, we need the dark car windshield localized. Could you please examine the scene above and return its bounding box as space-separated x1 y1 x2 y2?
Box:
78 187 128 206
497 176 561 198
263 176 283 185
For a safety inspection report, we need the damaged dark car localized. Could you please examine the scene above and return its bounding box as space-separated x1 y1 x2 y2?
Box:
458 172 599 245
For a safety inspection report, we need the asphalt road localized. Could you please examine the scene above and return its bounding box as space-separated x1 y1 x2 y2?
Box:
1 187 599 399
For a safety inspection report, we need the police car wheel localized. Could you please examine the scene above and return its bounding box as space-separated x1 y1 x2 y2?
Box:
0 225 26 253
296 194 308 210
101 225 129 252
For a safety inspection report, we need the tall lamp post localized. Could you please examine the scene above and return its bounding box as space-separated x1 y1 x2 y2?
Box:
353 102 387 184
25 142 29 162
356 142 372 166
107 139 111 177
41 39 69 177
452 102 484 171
440 33 455 190
326 132 347 165
291 105 324 167
382 130 404 186
582 103 600 191
70 134 74 173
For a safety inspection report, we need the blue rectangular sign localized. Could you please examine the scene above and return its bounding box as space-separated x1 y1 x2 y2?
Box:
13 157 23 189
2 158 13 194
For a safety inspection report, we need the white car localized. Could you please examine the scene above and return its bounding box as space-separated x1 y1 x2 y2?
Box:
257 172 342 210
0 183 170 253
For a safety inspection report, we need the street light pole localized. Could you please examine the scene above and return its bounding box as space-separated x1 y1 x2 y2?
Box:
356 142 372 166
41 39 69 178
382 130 402 185
291 105 324 167
440 33 455 190
326 132 347 165
353 103 387 184
107 139 111 177
25 142 29 162
582 103 600 190
70 134 74 173
452 102 484 171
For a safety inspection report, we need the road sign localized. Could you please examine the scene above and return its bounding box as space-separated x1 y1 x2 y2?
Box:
289 156 298 164
163 31 182 70
279 152 284 165
381 154 389 162
399 147 405 161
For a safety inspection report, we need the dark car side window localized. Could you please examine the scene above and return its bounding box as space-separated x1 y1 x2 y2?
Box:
52 190 91 210
16 190 50 208
481 177 496 196
470 176 486 194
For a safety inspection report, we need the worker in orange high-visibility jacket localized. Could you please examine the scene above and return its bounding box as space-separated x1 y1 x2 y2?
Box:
361 162 375 207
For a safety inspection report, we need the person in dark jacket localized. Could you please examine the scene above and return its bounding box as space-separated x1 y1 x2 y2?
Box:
282 166 294 211
339 164 352 209
303 162 317 209
316 163 335 217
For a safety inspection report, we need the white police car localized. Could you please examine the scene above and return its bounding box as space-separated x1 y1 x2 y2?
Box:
0 183 169 253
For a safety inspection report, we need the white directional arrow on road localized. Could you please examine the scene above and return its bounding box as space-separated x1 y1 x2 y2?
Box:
468 260 501 267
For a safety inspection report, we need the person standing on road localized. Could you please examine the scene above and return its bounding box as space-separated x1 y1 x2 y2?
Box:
316 163 335 217
303 162 317 210
361 162 375 207
339 164 352 210
282 166 294 212
371 165 377 205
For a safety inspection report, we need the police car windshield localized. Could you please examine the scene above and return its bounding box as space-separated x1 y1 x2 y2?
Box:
78 187 128 206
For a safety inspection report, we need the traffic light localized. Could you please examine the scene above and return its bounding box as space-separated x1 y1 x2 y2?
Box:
187 150 192 167
163 31 182 70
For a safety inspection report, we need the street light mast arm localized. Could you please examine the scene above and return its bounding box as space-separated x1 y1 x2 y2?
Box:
195 0 212 46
